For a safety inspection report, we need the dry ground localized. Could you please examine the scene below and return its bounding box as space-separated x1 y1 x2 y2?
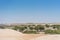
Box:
30 35 60 40
22 34 45 40
1 29 60 40
0 29 45 40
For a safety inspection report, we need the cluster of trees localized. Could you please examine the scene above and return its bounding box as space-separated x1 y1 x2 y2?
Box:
45 25 60 34
12 24 60 34
0 24 60 34
12 25 44 34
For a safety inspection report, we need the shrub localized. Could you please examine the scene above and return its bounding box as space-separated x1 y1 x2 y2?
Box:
23 30 38 34
45 29 60 34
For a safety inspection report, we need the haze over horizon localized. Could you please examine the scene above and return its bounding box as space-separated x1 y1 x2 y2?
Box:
0 0 60 24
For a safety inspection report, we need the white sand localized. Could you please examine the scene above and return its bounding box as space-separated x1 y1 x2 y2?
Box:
0 29 24 40
30 35 60 40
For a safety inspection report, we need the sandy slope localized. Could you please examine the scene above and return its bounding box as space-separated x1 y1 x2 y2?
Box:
0 29 24 40
1 29 60 40
0 29 45 40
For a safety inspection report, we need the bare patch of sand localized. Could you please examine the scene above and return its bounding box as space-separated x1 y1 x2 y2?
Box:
30 35 60 40
0 29 46 40
0 29 24 40
22 34 45 40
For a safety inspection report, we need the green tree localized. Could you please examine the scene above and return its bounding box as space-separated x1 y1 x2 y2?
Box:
45 24 50 28
35 25 44 32
51 25 60 29
13 26 19 30
19 26 27 32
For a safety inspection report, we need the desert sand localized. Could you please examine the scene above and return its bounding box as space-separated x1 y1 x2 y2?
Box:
0 29 45 40
22 34 45 40
0 29 24 40
0 29 60 40
30 35 60 40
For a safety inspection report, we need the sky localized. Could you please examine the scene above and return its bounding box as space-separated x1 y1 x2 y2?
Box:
0 0 60 24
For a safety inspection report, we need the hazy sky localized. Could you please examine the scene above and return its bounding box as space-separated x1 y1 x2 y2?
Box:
0 0 60 24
